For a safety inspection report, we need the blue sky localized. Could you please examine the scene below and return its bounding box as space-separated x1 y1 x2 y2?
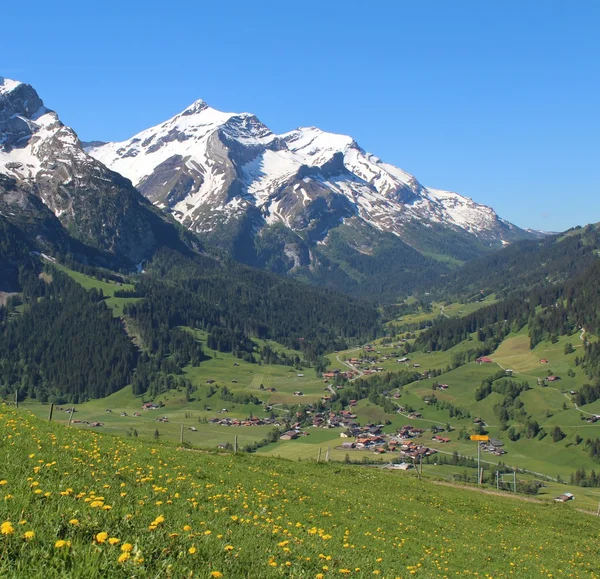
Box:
2 0 598 232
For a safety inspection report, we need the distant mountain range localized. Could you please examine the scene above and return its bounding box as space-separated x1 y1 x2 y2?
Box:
1 76 544 298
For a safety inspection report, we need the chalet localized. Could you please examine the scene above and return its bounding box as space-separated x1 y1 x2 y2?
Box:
279 430 299 440
323 372 337 379
432 435 450 443
189 426 198 432
554 492 574 502
408 412 422 419
437 384 449 390
413 363 421 368
540 359 549 364
547 375 559 382
293 391 304 396
349 400 357 406
206 379 216 384
142 402 160 410
397 357 409 363
341 441 355 449
476 357 493 364
505 369 514 376
297 373 304 377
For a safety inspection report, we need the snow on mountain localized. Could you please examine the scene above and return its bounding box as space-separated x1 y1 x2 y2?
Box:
0 78 191 265
89 98 533 248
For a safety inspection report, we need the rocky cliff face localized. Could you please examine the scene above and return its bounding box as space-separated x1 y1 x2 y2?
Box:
0 77 190 267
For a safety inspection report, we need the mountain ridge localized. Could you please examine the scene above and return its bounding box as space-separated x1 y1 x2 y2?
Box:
0 76 194 269
89 97 534 247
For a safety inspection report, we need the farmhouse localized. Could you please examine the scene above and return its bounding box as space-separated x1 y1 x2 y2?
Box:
142 403 160 410
555 492 574 502
547 375 560 382
280 430 299 440
432 435 450 443
476 357 493 364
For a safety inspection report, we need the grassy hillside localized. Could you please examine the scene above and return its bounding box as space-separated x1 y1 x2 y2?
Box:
1 405 599 579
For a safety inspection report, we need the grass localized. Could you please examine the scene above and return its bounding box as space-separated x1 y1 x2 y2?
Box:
1 405 600 578
50 263 140 318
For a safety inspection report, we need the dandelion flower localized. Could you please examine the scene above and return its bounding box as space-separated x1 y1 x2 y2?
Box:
69 519 79 526
108 537 120 545
224 545 234 552
55 539 71 548
183 524 192 532
121 543 133 552
188 546 197 554
210 573 223 578
23 531 35 540
1 521 14 535
96 531 109 544
118 552 131 563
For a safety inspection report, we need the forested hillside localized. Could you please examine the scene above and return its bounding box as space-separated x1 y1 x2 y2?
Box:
430 223 600 301
415 256 600 382
0 268 137 402
134 249 380 360
0 244 380 403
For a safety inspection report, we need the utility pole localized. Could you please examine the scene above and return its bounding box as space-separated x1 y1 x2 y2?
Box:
470 434 489 485
48 403 54 422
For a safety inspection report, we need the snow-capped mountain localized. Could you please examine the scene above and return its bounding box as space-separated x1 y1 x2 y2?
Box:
0 77 190 266
89 99 532 251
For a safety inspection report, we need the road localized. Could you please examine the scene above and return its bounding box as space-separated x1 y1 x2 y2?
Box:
336 348 364 381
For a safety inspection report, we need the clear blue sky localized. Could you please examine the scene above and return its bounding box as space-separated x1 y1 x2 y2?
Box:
2 0 598 232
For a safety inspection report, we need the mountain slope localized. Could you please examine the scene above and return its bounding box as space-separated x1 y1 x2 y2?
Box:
0 77 192 268
89 99 538 295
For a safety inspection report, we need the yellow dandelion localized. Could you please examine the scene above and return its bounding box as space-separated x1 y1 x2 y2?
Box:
1 521 15 535
121 543 134 552
183 524 192 532
96 531 109 544
23 530 35 540
188 546 197 554
210 573 223 579
118 552 131 563
55 539 71 548
69 519 79 526
108 537 120 545
224 545 234 552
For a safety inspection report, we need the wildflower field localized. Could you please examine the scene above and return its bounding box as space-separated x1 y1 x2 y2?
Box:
0 406 598 578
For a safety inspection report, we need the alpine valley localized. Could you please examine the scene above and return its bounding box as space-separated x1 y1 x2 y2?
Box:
3 76 600 578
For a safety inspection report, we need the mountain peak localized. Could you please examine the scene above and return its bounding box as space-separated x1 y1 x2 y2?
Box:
0 77 23 95
181 98 210 116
